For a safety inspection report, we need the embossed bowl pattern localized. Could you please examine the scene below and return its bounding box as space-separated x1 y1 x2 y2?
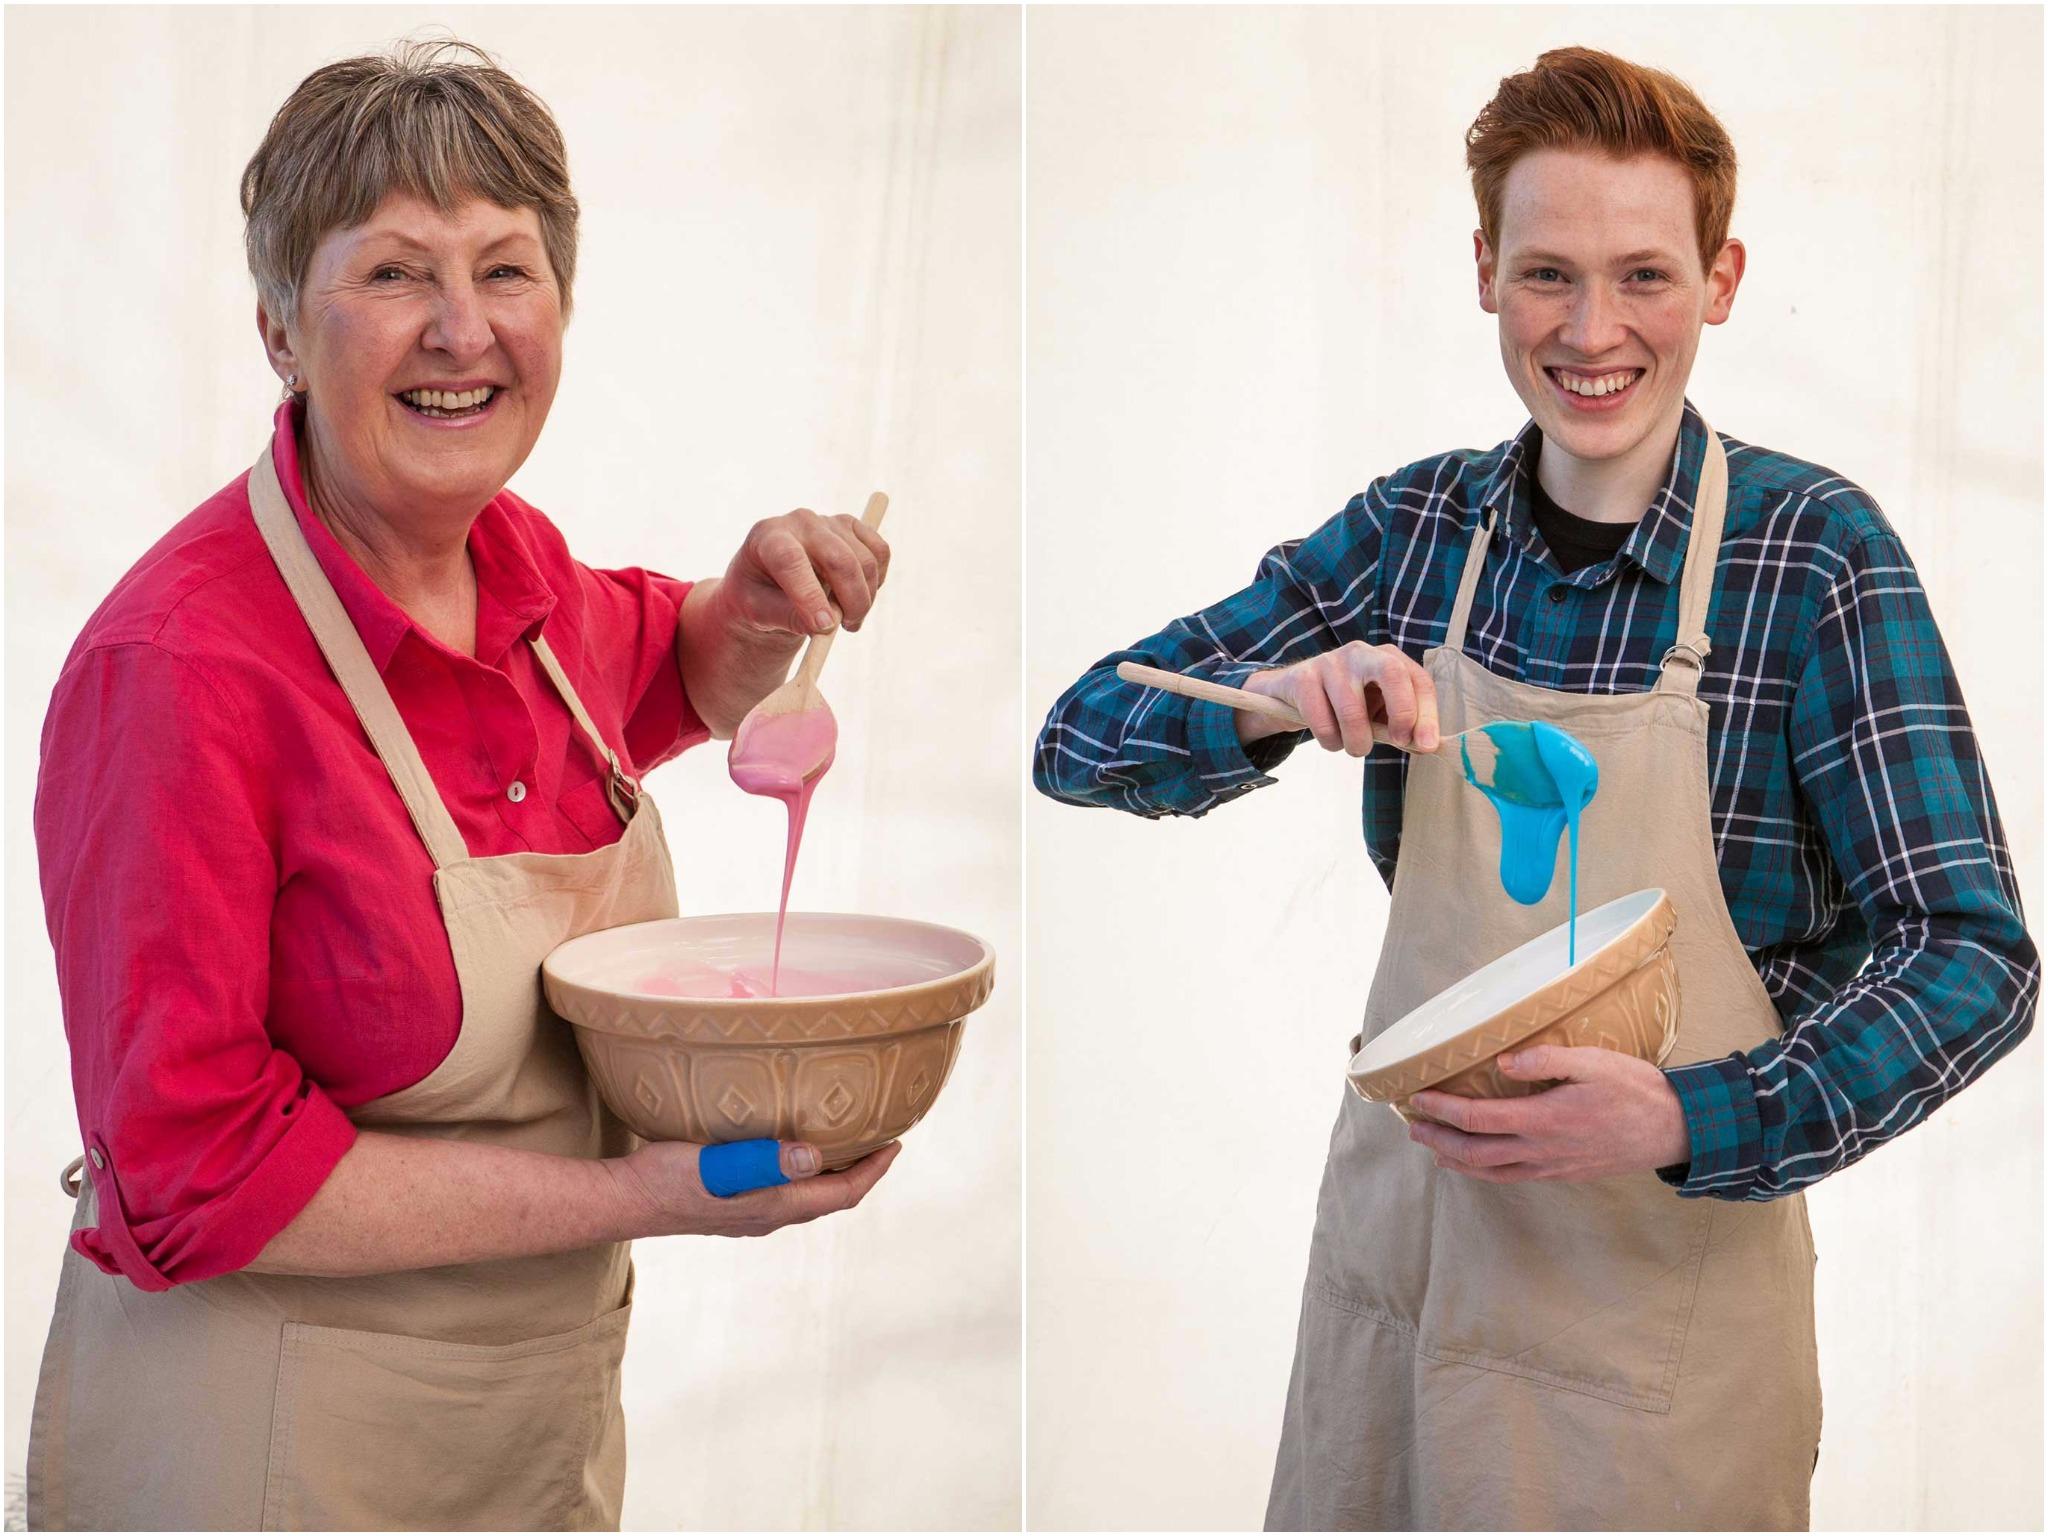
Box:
543 913 996 1167
1347 888 1680 1123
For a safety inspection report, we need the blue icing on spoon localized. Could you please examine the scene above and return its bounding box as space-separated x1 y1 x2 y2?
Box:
1459 720 1600 963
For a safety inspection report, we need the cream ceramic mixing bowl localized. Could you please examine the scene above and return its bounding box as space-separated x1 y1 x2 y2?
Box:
1348 888 1679 1122
543 912 995 1167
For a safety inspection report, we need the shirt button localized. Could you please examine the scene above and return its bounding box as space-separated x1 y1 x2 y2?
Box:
1548 585 1569 604
507 780 527 803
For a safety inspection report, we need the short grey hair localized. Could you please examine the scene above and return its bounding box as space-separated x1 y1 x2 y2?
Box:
240 36 580 326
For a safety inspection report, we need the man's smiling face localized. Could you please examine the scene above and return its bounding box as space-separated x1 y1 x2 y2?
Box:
1477 148 1743 470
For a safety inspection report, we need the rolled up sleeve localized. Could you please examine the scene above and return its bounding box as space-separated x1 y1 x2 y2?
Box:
36 641 356 1289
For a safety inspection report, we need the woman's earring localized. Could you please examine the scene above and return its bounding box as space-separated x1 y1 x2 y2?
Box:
281 372 302 403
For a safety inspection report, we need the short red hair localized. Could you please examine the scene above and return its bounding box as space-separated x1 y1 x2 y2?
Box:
1465 47 1738 275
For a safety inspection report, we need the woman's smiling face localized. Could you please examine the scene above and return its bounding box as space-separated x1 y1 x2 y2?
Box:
263 192 563 526
1476 149 1742 471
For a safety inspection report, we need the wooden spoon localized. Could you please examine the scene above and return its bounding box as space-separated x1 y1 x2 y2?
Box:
728 491 890 789
1111 661 1457 754
1113 661 1573 801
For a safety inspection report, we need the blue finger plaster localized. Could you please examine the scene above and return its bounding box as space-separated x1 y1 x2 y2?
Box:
699 1138 789 1198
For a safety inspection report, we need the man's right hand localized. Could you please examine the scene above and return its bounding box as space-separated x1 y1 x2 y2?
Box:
1239 641 1440 756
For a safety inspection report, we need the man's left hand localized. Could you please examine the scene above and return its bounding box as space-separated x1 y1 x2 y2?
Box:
1406 1045 1691 1182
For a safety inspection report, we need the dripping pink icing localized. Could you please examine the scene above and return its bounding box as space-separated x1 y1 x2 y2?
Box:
726 706 838 993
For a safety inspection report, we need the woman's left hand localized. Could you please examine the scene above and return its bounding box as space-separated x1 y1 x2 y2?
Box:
720 507 891 639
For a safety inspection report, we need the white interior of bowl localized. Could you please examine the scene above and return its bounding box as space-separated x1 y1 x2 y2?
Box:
1349 888 1663 1077
543 911 991 1003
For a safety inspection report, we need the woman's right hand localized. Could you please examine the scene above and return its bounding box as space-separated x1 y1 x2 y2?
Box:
1239 640 1440 755
608 1139 901 1239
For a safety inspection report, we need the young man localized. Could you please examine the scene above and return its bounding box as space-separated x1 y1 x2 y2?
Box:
1034 47 2037 1530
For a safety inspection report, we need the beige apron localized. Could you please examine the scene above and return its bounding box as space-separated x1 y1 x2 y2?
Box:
1267 430 1822 1530
28 443 680 1531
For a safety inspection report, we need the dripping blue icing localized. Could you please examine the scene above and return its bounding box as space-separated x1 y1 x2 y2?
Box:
1461 721 1600 963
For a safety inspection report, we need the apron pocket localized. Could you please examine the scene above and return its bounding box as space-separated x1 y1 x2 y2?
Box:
259 1296 632 1531
1416 1175 1713 1412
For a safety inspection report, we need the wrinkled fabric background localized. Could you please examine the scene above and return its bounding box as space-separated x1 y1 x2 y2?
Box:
5 7 1021 1529
1025 6 2041 1530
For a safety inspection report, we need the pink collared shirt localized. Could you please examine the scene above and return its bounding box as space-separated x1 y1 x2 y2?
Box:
37 402 709 1289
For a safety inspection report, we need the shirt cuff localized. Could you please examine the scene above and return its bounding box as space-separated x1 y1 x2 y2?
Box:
73 1085 359 1290
1182 659 1306 803
1658 1055 1765 1200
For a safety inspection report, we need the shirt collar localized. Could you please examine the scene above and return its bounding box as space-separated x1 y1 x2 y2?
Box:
267 400 556 673
1473 397 1710 587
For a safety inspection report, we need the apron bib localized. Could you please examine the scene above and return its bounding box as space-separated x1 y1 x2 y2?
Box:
28 442 680 1531
1266 430 1822 1530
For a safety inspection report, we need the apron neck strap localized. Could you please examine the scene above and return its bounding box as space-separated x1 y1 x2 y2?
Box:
1442 427 1731 696
247 443 471 870
1655 426 1729 698
1441 504 1498 655
529 635 641 824
248 441 644 867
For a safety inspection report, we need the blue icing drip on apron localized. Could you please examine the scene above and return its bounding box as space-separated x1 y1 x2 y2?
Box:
1466 721 1600 961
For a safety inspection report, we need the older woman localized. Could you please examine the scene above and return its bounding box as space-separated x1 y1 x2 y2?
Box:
27 40 895 1531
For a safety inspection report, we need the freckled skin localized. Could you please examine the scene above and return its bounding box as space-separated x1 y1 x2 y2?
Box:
238 202 904 1267
1265 151 1712 1177
1476 149 1746 519
258 193 564 550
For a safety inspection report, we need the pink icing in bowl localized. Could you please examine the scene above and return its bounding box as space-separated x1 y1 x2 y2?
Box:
541 911 997 1166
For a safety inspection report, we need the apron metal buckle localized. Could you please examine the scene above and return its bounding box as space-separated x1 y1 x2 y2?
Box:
1661 640 1710 673
606 752 641 815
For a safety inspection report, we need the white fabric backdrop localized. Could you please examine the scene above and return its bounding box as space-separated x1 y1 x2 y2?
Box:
5 7 1019 1529
1026 6 2041 1531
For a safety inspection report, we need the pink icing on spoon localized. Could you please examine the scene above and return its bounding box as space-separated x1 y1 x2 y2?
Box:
722 492 889 995
727 704 838 992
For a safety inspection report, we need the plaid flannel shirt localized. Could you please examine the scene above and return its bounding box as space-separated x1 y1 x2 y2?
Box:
1033 400 2038 1201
